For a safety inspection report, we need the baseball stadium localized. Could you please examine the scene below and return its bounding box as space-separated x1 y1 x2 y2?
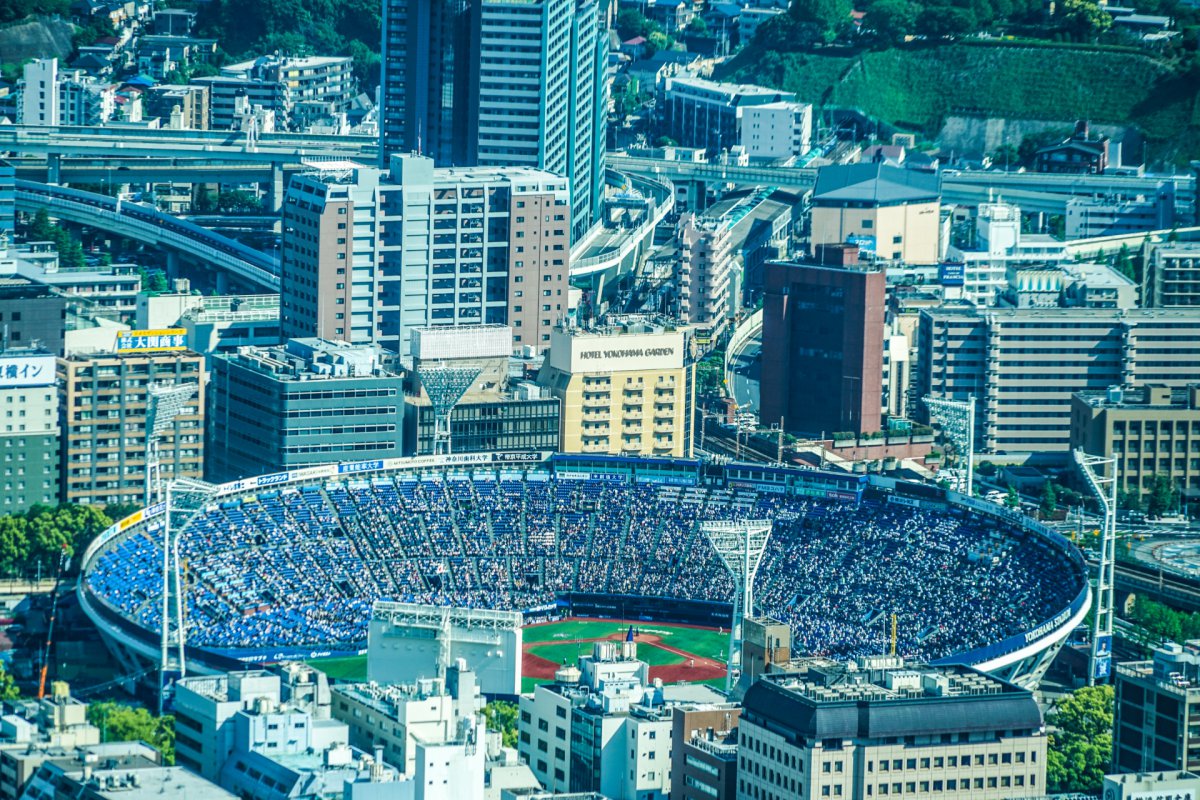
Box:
78 452 1091 691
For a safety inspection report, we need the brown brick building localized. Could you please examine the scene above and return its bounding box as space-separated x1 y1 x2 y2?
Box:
760 245 885 437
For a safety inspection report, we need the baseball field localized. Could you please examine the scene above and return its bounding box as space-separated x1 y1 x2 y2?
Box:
305 618 731 693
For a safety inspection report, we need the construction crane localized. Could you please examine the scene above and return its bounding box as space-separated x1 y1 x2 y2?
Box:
36 547 71 700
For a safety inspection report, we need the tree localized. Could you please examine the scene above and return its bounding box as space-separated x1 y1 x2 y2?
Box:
916 6 977 38
217 190 263 214
1004 484 1020 509
1046 686 1114 793
867 0 918 45
1039 480 1058 517
790 0 854 41
1059 0 1112 39
616 9 659 41
482 701 519 749
1114 243 1136 281
991 143 1019 170
87 703 175 765
1119 489 1143 512
688 16 709 34
0 662 17 702
1148 474 1178 518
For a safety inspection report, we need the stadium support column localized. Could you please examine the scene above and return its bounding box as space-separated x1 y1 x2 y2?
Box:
1075 449 1117 686
700 520 773 694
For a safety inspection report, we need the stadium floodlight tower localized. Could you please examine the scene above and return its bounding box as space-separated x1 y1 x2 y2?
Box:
144 382 197 506
411 325 513 455
700 519 773 693
923 394 976 497
1074 449 1118 686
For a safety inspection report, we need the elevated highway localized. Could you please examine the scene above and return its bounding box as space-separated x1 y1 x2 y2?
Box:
0 124 375 165
608 154 1196 216
16 181 279 291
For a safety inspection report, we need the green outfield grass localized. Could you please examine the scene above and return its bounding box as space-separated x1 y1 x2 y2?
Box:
522 619 730 662
305 655 367 681
305 619 731 690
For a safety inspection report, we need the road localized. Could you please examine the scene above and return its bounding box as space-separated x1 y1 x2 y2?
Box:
728 331 761 414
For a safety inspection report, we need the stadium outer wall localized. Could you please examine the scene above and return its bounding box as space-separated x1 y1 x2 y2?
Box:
78 453 1090 691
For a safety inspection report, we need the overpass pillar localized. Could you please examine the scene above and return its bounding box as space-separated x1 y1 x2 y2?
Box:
214 269 229 295
165 250 181 281
47 154 61 185
266 163 285 225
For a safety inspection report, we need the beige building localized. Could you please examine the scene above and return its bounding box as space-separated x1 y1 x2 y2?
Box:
918 305 1200 455
678 213 736 337
738 660 1047 800
538 320 694 458
1071 384 1200 504
58 337 204 506
810 163 941 265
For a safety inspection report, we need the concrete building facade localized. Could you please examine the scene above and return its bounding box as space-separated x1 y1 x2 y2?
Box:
380 0 607 241
1114 640 1200 774
1071 384 1200 505
677 213 736 337
0 349 58 513
738 660 1047 800
810 164 941 265
669 705 740 800
918 305 1200 456
1143 242 1200 308
280 155 570 354
57 346 204 506
206 338 405 482
538 321 695 458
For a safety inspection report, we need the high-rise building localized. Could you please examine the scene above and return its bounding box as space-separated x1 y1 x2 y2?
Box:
918 305 1200 455
57 336 204 507
537 319 695 458
1114 640 1200 774
760 246 886 437
0 348 58 513
677 213 736 338
379 0 607 241
206 338 405 483
280 155 570 354
738 660 1047 800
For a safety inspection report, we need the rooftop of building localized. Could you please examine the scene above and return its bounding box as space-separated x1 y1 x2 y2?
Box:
1062 261 1136 288
295 154 567 191
176 670 276 703
38 761 235 800
179 294 280 324
219 338 400 381
742 657 1040 739
665 73 795 102
556 314 684 338
330 679 451 716
812 162 941 205
1075 384 1200 410
222 55 351 74
923 302 1200 319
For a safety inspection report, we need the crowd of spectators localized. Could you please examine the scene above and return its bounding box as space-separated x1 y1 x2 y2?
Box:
84 473 1086 662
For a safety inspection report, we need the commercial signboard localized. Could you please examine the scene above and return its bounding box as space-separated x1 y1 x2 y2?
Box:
116 328 187 353
0 355 54 388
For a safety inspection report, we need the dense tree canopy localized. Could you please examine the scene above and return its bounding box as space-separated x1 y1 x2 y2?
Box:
87 703 175 765
1046 686 1114 794
0 504 112 578
482 701 518 749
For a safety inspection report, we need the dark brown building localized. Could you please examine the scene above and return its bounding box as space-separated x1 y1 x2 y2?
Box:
670 704 740 800
1035 120 1109 175
760 245 885 437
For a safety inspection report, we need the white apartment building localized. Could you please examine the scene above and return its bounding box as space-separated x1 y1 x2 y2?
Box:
946 203 1069 306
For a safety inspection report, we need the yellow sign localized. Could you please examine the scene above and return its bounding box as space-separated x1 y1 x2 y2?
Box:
116 329 187 353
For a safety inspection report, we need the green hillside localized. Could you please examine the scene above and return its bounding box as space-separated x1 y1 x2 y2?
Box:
719 40 1200 160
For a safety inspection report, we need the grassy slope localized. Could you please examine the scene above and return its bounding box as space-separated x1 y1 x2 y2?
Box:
720 40 1199 155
